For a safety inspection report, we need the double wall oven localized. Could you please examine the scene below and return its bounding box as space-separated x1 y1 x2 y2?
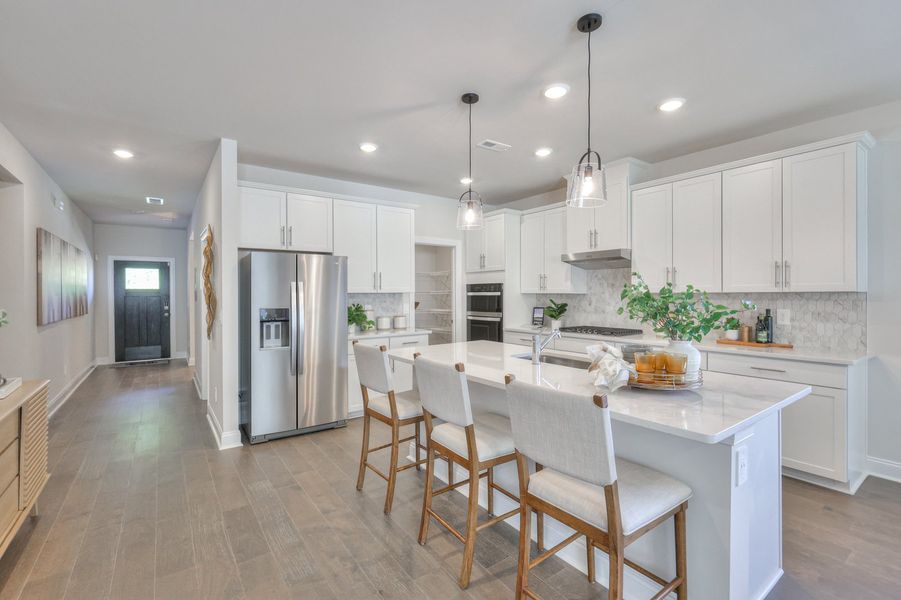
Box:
466 283 503 342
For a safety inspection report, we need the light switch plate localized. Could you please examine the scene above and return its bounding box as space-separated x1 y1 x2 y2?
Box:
779 309 791 325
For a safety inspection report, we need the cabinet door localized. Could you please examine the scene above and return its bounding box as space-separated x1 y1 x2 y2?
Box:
565 205 595 254
376 206 414 292
334 200 377 292
285 193 333 253
483 214 506 271
672 174 722 292
520 213 545 293
783 143 858 292
631 184 672 291
465 229 485 272
594 176 630 250
238 187 286 250
781 386 847 481
543 208 585 293
722 160 783 292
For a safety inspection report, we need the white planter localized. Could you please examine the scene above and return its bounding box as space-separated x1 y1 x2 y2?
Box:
667 340 702 378
724 329 740 341
549 319 562 331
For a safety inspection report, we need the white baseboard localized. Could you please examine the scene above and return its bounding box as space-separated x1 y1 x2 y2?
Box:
95 352 185 366
188 357 195 367
94 356 112 366
193 374 203 400
206 405 243 450
866 455 901 484
49 362 96 418
173 351 187 360
405 443 669 600
782 466 868 495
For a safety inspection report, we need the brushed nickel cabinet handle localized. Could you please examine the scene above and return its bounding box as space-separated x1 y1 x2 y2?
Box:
775 260 781 287
750 366 787 373
665 267 671 285
280 226 285 245
785 260 790 288
379 272 383 289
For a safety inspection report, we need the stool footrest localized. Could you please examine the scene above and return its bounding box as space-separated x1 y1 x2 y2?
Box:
489 481 519 503
364 463 389 481
475 507 519 532
530 531 581 569
427 508 465 543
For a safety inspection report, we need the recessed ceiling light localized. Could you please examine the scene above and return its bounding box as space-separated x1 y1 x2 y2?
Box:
657 98 686 113
113 148 134 159
543 84 570 100
460 177 473 185
534 147 553 158
145 196 165 206
359 142 378 153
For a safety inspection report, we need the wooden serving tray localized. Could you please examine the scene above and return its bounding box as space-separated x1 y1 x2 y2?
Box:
716 339 793 349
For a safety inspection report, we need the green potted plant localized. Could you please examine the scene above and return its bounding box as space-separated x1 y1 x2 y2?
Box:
543 299 568 330
618 274 748 377
723 316 742 341
347 303 375 334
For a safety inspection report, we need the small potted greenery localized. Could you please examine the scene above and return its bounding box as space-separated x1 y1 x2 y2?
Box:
618 274 750 377
543 299 568 330
723 316 742 341
347 303 374 334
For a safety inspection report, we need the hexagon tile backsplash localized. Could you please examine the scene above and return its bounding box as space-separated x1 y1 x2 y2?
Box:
532 268 867 354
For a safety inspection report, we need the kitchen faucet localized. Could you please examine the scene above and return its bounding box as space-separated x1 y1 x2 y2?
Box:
531 329 561 365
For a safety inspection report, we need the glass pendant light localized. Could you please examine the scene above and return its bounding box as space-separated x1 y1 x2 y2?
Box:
566 13 607 209
457 92 484 230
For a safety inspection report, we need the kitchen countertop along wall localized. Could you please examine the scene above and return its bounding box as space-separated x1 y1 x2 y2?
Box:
530 267 867 355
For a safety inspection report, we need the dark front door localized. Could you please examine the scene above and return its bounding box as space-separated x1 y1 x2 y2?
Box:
114 260 171 362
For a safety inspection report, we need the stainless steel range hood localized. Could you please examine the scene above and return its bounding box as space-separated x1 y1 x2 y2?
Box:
561 248 632 270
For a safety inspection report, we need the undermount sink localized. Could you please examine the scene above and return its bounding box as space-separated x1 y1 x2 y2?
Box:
512 352 591 370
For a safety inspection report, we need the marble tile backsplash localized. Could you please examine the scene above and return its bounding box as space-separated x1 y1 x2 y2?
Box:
348 293 406 319
532 268 867 354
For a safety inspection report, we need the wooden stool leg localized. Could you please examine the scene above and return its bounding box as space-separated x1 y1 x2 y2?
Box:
586 537 595 583
487 467 494 516
384 422 400 514
356 414 371 491
675 507 688 599
516 503 532 599
447 456 454 486
536 511 544 551
418 446 435 544
415 421 422 471
458 465 480 589
608 544 624 600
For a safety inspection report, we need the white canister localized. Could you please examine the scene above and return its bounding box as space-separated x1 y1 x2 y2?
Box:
376 316 392 330
393 315 407 330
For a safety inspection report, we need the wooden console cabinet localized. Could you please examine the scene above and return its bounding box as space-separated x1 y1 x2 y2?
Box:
0 380 49 557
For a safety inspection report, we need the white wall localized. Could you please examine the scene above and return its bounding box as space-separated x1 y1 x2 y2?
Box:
0 120 95 411
190 139 241 449
92 224 189 363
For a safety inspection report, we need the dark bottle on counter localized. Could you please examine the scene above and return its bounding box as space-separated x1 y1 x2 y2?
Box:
756 315 769 343
764 308 775 343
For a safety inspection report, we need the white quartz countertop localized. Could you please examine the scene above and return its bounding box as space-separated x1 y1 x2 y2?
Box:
388 341 811 445
504 325 867 366
349 328 431 341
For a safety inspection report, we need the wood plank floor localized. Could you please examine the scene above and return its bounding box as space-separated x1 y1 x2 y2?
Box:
0 361 897 599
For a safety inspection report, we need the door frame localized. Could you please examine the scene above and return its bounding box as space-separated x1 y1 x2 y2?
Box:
415 236 464 343
107 255 177 364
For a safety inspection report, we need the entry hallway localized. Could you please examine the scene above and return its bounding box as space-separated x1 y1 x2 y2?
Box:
0 362 897 599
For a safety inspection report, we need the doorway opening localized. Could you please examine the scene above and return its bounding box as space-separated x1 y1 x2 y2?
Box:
414 241 460 344
114 260 171 362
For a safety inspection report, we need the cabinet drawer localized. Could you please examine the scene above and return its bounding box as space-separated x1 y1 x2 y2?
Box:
389 334 429 349
349 337 388 355
0 440 18 494
0 413 18 452
707 353 846 389
0 476 18 542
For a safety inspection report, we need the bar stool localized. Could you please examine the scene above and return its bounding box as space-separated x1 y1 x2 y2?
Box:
504 375 691 600
353 342 429 514
414 356 521 589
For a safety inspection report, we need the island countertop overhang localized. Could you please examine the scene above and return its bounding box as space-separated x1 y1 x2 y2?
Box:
387 340 811 444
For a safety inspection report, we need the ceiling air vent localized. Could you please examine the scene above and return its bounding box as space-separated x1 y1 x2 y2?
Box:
145 196 165 206
477 139 512 152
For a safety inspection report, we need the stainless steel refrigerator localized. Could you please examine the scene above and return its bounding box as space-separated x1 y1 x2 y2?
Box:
239 250 348 443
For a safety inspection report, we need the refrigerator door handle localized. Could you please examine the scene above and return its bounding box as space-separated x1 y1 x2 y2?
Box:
289 281 298 376
297 281 305 375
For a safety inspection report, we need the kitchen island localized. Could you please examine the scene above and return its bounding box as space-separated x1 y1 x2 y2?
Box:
388 341 811 600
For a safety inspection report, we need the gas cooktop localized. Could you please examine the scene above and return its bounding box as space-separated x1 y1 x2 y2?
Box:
558 326 643 337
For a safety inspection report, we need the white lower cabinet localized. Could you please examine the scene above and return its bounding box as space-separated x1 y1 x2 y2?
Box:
781 386 847 481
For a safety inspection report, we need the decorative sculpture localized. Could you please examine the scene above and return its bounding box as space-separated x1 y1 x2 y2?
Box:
202 226 216 339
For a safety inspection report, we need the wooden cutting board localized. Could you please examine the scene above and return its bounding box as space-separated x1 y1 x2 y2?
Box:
716 339 794 349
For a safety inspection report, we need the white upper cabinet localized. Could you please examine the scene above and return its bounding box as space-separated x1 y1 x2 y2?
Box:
334 200 378 292
564 161 640 254
238 187 287 250
376 206 414 292
466 213 506 272
631 184 672 291
722 160 783 292
521 208 586 294
783 143 861 292
671 174 722 292
285 193 332 253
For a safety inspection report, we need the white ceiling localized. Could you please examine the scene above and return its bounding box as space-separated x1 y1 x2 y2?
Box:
2 0 901 229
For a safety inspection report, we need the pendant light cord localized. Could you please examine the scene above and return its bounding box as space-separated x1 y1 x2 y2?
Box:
468 102 473 194
587 30 592 155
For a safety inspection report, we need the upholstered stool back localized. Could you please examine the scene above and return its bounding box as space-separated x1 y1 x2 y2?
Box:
353 343 393 394
414 356 473 427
